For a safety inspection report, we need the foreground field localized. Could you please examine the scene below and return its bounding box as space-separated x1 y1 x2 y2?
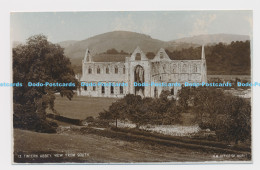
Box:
47 95 118 119
13 129 250 163
47 95 197 125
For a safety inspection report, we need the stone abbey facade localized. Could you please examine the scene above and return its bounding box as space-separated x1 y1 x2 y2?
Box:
78 46 207 98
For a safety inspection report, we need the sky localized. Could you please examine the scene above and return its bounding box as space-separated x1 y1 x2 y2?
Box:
10 11 252 43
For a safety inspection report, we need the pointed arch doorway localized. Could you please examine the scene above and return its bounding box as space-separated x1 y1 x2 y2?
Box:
134 65 145 97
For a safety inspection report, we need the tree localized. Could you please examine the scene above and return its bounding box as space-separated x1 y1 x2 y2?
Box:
164 101 182 125
106 48 119 54
165 41 251 75
106 100 128 128
13 34 78 132
120 50 128 55
99 93 182 127
215 96 251 144
177 86 193 111
119 94 147 128
146 52 155 59
182 86 251 144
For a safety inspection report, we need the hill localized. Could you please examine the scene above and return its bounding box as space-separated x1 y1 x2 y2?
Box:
172 34 250 45
58 40 77 48
62 31 166 59
60 31 198 60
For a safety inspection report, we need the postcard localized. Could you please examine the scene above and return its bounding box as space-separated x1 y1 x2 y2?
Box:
11 10 252 163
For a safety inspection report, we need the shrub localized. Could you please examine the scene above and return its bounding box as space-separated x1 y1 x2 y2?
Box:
85 116 94 123
98 93 182 127
14 112 57 133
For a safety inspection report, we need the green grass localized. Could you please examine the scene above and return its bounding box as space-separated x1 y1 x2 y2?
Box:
47 95 118 120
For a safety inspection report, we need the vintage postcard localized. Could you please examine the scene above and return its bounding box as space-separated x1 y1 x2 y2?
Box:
11 10 252 163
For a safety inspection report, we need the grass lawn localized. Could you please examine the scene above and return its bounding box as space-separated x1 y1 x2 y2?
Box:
47 94 197 124
47 94 118 120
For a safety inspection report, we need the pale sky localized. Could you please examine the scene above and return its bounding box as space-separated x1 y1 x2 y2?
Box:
10 11 252 43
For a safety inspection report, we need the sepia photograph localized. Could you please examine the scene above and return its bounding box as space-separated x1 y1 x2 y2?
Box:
10 10 252 164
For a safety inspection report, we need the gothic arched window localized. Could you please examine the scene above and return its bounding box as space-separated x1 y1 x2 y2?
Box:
172 64 177 73
120 86 123 94
171 88 174 95
193 64 197 72
182 64 187 73
111 86 114 94
115 66 118 74
106 67 109 74
162 64 166 71
123 66 125 74
88 67 92 74
135 53 141 60
102 86 105 94
160 52 163 59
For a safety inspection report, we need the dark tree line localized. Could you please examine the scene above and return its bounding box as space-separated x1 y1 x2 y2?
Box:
165 41 251 75
104 48 129 55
